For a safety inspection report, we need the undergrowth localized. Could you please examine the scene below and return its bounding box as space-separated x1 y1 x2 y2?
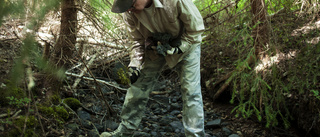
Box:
229 19 320 129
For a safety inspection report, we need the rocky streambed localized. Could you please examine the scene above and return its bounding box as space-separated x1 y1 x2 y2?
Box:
63 79 241 137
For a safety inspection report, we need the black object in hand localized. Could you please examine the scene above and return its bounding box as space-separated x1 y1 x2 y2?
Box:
128 67 140 84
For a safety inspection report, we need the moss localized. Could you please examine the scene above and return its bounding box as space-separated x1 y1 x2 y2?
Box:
14 115 38 128
63 97 81 110
7 128 21 137
7 128 38 137
7 115 39 137
117 68 130 85
51 94 61 105
38 105 55 117
38 105 69 121
0 80 26 106
54 106 69 121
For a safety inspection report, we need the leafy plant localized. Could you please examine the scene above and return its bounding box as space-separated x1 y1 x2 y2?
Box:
311 90 320 100
6 96 31 108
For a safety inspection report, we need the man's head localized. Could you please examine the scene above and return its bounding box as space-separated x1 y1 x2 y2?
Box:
111 0 152 13
111 0 135 13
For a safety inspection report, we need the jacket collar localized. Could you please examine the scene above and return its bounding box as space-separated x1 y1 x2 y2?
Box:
153 0 163 8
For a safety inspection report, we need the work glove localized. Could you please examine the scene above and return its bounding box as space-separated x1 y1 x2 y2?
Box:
166 47 182 55
127 67 140 84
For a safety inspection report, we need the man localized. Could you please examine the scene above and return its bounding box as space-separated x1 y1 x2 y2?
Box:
101 0 205 136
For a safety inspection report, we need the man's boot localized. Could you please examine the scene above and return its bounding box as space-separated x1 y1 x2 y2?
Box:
100 125 132 137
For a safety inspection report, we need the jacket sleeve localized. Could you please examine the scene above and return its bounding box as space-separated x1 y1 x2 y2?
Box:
177 0 205 53
123 13 145 69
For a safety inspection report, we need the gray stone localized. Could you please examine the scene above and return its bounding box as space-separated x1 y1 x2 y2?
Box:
77 110 91 121
143 127 151 132
152 95 170 105
170 103 180 111
88 129 99 137
169 121 183 130
228 134 241 137
104 120 119 131
170 110 181 115
94 123 104 132
133 132 150 137
151 124 159 129
151 131 158 136
66 123 79 131
164 126 174 132
222 127 232 135
80 119 93 129
206 119 221 129
160 132 167 136
159 115 172 126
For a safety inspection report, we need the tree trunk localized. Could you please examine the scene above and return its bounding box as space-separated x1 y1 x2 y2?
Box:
47 0 78 97
251 0 269 59
53 0 78 68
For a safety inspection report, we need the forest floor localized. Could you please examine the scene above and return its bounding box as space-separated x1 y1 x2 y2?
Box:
0 12 319 137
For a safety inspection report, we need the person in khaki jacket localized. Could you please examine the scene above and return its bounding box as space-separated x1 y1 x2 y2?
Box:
101 0 205 136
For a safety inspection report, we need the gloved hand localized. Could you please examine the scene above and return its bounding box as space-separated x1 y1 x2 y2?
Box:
166 47 182 55
127 67 140 84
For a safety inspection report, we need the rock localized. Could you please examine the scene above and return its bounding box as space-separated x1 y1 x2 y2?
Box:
222 127 232 136
103 120 119 131
150 103 160 110
169 121 183 131
221 121 229 126
151 124 159 129
228 134 241 137
142 127 151 133
80 119 93 129
0 125 3 132
160 132 167 136
94 123 104 132
161 108 168 113
88 129 99 137
170 110 181 115
66 123 79 131
92 105 102 112
153 108 162 115
150 115 159 121
170 103 180 111
159 115 174 126
77 110 91 121
133 132 150 137
151 131 158 136
164 126 174 132
213 132 224 137
172 98 178 103
206 119 221 129
152 95 169 105
153 80 167 91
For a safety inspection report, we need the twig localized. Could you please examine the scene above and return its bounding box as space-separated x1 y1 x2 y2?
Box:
11 110 22 118
203 1 237 20
72 54 97 89
211 55 256 101
65 72 127 91
31 91 45 135
0 111 15 118
150 91 170 95
67 63 83 72
73 49 116 117
212 71 237 101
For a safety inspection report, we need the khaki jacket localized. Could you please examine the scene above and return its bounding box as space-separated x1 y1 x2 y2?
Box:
124 0 204 69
